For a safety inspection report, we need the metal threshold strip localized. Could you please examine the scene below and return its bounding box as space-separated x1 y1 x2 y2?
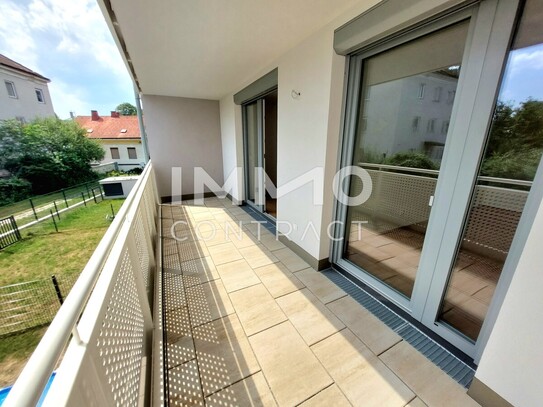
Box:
322 268 476 388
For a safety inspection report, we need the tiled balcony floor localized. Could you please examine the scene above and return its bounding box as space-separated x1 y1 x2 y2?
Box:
160 199 480 407
345 220 501 340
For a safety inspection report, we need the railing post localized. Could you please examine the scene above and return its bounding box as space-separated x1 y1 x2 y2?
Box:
29 198 38 220
50 210 58 232
51 275 64 305
62 190 69 208
53 201 60 219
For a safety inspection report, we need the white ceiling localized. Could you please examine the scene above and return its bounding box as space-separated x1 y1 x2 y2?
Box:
108 0 366 100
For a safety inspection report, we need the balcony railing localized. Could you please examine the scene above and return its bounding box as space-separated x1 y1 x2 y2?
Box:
355 162 531 259
4 161 159 407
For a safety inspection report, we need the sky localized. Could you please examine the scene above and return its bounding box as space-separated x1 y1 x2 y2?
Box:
0 0 134 119
500 43 543 107
0 0 540 119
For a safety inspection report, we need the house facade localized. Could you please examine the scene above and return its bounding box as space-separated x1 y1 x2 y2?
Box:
76 110 145 171
94 0 543 405
0 54 55 122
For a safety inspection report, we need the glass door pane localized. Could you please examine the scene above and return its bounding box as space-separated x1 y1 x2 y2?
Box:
343 20 469 299
438 0 543 341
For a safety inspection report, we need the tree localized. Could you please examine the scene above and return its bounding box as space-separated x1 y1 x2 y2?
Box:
115 102 137 116
0 118 105 196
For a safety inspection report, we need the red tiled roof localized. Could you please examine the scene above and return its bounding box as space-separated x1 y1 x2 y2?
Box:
75 114 140 139
0 54 50 82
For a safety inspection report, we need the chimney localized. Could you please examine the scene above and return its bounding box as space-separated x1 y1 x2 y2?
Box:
91 110 100 121
111 111 120 118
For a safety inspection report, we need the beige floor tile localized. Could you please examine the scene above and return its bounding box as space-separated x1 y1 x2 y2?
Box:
253 262 305 298
239 245 279 269
177 241 209 262
230 230 259 249
327 296 401 355
206 372 277 407
259 234 286 251
272 248 310 272
186 280 235 327
164 274 186 311
168 359 204 406
299 385 352 407
249 322 333 407
201 228 231 247
194 315 260 396
180 256 220 287
294 269 347 304
379 341 480 407
406 397 428 407
277 289 344 346
216 259 261 293
312 330 414 407
207 242 243 265
229 284 287 336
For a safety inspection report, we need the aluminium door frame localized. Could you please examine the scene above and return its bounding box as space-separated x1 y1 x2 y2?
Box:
331 0 526 359
242 88 278 214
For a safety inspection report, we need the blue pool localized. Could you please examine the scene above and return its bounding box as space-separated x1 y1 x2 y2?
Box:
0 373 56 406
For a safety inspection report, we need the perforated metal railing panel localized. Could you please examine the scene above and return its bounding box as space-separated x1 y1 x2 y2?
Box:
322 269 476 388
97 247 146 406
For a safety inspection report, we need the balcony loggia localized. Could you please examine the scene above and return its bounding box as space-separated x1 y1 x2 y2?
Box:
6 163 479 406
6 0 543 406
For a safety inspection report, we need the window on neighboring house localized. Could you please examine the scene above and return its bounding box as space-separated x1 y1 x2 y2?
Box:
418 83 426 99
441 120 450 134
412 116 421 131
433 86 442 102
110 147 120 159
447 90 456 104
5 81 17 98
427 118 436 133
35 88 45 103
127 147 137 159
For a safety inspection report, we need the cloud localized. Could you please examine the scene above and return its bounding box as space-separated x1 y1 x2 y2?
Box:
0 1 39 70
26 0 129 78
48 80 91 119
509 47 543 73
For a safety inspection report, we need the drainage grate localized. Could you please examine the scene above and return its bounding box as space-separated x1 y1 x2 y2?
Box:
322 269 475 388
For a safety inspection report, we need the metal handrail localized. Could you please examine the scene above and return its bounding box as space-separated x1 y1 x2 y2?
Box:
359 162 533 187
4 162 155 407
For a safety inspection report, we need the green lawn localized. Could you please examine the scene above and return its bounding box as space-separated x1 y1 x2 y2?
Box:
0 199 125 386
0 198 125 287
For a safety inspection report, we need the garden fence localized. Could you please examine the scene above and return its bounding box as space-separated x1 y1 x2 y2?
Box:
0 274 79 336
0 181 103 228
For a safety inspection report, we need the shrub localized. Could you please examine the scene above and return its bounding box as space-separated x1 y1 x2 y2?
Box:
385 152 439 170
0 177 32 206
481 148 542 181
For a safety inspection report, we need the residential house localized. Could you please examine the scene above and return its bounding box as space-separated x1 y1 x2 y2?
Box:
76 110 144 171
7 1 543 406
0 54 55 122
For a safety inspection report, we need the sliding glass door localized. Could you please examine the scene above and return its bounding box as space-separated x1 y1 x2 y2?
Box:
242 90 278 217
334 0 542 358
343 20 469 302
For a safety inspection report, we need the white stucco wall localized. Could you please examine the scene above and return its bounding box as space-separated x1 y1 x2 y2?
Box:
219 95 244 203
218 1 378 261
99 139 146 171
0 68 55 121
142 95 224 199
474 188 543 407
